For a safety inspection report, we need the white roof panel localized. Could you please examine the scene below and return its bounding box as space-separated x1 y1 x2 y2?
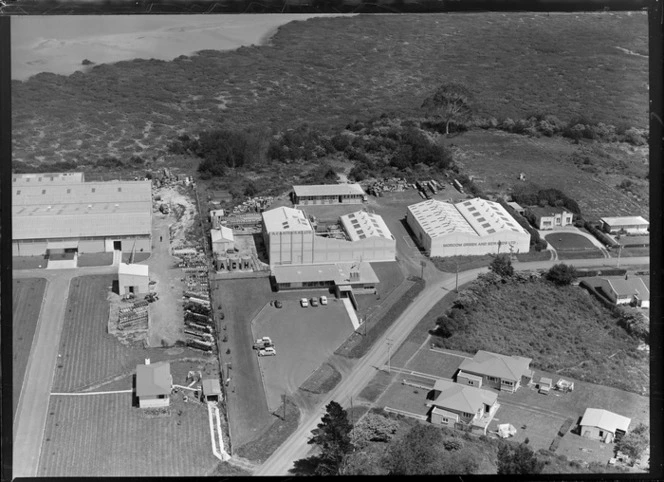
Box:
581 408 631 433
455 198 528 237
293 183 366 197
262 207 312 233
118 263 149 277
407 200 476 238
600 216 649 226
340 211 393 241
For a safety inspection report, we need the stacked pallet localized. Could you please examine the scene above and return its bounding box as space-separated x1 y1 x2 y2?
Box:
118 300 149 330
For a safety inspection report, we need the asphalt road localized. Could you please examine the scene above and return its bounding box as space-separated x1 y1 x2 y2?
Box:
255 255 649 475
12 263 118 478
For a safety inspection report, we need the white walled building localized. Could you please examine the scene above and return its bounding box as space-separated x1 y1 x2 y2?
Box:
262 207 396 267
406 198 530 257
118 263 150 295
211 226 235 256
292 183 366 205
599 216 649 235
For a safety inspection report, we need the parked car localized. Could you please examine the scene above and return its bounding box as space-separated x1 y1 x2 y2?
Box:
310 298 319 307
253 336 274 350
319 296 328 305
258 347 276 357
275 300 283 309
300 298 309 307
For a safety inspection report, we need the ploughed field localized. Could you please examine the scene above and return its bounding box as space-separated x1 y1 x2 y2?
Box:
12 12 647 164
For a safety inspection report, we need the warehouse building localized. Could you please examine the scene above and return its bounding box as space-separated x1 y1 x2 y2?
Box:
292 183 366 205
406 198 530 257
12 175 152 257
262 206 396 267
599 216 649 235
12 172 85 185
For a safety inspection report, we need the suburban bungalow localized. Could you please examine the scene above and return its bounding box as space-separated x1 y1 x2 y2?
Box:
456 350 534 393
426 379 500 434
580 408 631 444
596 276 650 308
136 360 172 408
599 216 649 235
526 206 574 230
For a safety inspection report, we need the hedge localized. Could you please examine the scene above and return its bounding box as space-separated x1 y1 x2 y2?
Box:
576 268 627 278
584 222 620 248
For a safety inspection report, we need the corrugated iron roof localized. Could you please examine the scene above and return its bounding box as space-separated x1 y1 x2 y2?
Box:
602 276 650 300
293 183 366 197
581 408 631 433
600 216 649 226
12 211 152 239
136 362 171 397
12 172 85 185
408 199 476 238
13 180 152 206
262 206 312 233
118 263 149 277
456 198 527 237
340 211 393 241
458 350 532 382
431 379 497 414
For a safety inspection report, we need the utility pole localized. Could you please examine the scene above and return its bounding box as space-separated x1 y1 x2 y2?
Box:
420 260 426 279
283 392 287 421
386 338 393 373
455 260 459 293
617 244 623 268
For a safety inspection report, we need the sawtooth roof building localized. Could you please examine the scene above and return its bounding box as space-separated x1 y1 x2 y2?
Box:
406 198 530 257
262 207 396 267
12 173 152 257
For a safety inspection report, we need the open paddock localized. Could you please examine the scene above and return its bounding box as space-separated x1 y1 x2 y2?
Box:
38 390 217 476
12 277 47 415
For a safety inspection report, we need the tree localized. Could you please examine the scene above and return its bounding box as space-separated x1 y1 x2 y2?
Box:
496 442 545 475
350 412 399 449
615 423 649 462
489 253 514 278
384 424 445 475
303 401 354 475
421 83 473 135
545 263 578 286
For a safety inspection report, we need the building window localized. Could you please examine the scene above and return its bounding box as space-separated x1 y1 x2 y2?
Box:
463 412 472 418
487 376 497 382
502 380 513 385
441 417 449 423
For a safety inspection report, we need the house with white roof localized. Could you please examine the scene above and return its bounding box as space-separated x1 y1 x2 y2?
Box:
136 360 172 408
426 379 500 434
406 198 530 257
118 263 150 295
210 226 235 256
596 276 650 308
580 408 631 443
455 350 534 393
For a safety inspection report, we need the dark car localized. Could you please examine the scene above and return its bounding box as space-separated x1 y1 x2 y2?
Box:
275 300 283 308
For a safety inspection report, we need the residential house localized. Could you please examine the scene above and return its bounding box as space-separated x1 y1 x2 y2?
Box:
426 379 500 434
456 350 534 393
599 216 649 235
596 276 650 308
580 408 631 443
136 360 172 408
526 206 574 230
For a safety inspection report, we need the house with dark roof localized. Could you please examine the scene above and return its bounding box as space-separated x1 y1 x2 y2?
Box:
455 350 534 393
136 360 172 408
526 205 573 230
596 276 650 308
426 379 500 434
580 408 631 443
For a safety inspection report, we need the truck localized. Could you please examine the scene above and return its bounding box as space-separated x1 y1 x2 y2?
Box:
253 336 274 350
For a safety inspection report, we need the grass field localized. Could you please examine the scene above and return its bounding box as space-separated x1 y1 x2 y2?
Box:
544 233 597 250
76 253 113 267
38 390 218 476
13 256 47 270
430 277 649 395
12 277 47 415
12 12 647 165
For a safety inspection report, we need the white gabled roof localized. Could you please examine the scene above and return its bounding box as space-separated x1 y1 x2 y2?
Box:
262 206 312 233
600 216 649 227
118 263 149 277
581 408 631 434
340 211 393 241
211 226 234 243
455 198 527 236
407 199 476 238
12 172 85 185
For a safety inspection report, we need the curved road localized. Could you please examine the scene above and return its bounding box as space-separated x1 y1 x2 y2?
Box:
255 255 649 475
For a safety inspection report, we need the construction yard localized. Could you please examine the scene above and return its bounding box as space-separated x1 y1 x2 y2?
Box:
12 277 47 416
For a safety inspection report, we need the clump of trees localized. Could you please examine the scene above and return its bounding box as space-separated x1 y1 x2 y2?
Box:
496 442 545 474
511 183 581 215
489 253 514 278
421 83 474 135
545 263 578 286
615 423 649 463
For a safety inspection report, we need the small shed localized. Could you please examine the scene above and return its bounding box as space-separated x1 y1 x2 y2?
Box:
136 360 172 408
201 378 222 403
118 263 149 295
538 377 553 395
580 408 631 444
209 209 225 228
211 227 235 257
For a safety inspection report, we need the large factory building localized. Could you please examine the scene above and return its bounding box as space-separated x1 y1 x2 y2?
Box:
12 174 152 257
406 198 530 257
262 206 396 267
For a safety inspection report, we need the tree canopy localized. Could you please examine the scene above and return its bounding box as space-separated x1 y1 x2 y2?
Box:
489 253 514 278
546 263 578 286
301 400 354 476
421 83 474 135
615 423 649 462
496 442 544 475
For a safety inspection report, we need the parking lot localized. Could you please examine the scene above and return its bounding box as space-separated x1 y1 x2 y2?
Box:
253 294 354 411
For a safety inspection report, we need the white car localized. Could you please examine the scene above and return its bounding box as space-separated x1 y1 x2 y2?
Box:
258 347 276 357
320 296 328 305
300 298 309 307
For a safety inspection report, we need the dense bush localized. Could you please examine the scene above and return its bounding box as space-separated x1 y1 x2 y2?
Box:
545 264 578 286
584 222 620 248
511 184 581 215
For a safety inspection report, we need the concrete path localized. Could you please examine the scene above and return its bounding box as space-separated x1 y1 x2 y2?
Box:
12 264 117 478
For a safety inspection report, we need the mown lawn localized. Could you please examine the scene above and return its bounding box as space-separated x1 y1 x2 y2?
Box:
12 277 47 415
12 12 647 164
431 278 648 395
